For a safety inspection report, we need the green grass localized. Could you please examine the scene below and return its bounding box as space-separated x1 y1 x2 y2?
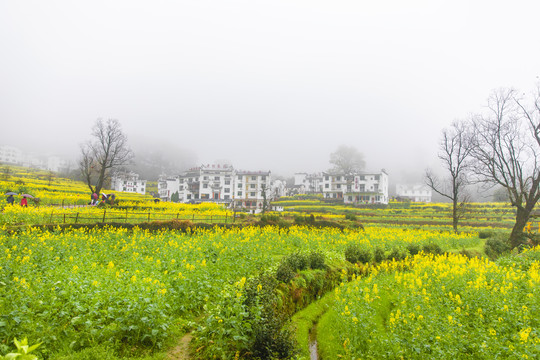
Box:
288 291 335 359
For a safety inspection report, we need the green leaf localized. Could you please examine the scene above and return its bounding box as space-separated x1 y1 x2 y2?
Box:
4 354 21 360
26 343 41 354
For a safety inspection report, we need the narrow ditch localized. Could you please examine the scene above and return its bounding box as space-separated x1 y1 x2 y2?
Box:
309 324 319 360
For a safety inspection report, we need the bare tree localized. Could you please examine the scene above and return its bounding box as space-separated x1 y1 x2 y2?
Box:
425 121 473 232
469 87 540 248
78 119 134 195
329 145 366 174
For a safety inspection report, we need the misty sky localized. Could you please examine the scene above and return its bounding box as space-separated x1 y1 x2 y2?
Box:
1 0 539 181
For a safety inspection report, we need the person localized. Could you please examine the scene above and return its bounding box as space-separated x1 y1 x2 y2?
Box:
91 192 98 205
20 197 28 207
109 194 115 205
7 195 14 205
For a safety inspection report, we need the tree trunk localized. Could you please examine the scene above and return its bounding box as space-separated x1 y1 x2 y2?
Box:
509 207 530 248
452 198 458 233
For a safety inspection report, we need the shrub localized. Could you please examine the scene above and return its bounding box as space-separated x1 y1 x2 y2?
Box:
406 243 421 256
276 261 296 283
345 213 358 221
478 231 494 239
260 214 281 224
485 236 511 260
374 247 385 263
459 248 482 259
309 250 326 270
422 243 443 255
388 247 407 261
344 244 372 264
286 252 309 271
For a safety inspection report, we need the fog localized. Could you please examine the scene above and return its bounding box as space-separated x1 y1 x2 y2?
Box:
1 0 539 183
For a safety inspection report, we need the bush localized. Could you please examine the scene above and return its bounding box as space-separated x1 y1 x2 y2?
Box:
344 244 372 264
286 252 309 271
276 261 296 283
374 247 385 263
309 250 326 270
345 213 358 221
485 236 511 260
388 247 407 261
260 214 281 224
459 248 482 259
406 243 421 256
478 231 494 239
422 243 443 255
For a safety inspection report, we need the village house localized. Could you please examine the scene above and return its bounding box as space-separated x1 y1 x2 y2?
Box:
321 170 389 205
396 184 432 202
111 171 147 195
160 163 273 212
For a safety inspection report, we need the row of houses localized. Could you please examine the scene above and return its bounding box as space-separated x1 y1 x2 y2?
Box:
158 163 276 211
293 170 391 204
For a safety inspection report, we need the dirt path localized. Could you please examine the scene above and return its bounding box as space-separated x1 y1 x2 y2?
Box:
167 333 193 360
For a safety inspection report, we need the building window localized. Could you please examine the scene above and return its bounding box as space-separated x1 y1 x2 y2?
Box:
336 176 341 181
224 195 230 200
187 194 191 199
375 175 380 180
215 176 219 180
337 184 341 189
360 175 365 180
261 176 266 180
203 184 208 188
224 188 230 193
250 192 256 197
203 176 208 180
325 184 329 188
237 191 242 196
251 176 256 181
250 184 256 189
225 180 230 185
238 176 242 180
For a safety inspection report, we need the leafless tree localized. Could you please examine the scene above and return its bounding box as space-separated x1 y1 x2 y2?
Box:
78 119 134 196
329 145 366 174
425 121 473 232
469 86 540 248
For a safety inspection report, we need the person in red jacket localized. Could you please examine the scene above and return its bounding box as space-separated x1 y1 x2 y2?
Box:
20 197 28 207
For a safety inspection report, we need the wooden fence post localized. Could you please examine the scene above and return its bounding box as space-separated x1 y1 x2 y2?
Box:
62 199 65 208
125 209 128 223
49 210 54 224
148 212 151 221
63 213 66 224
75 212 79 224
176 213 179 219
102 209 107 223
192 214 195 222
210 215 212 223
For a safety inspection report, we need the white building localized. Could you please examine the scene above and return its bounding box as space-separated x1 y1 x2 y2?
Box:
293 172 323 194
396 184 432 202
158 176 180 201
179 163 235 203
321 170 389 204
160 163 273 211
233 170 272 211
111 172 147 195
0 145 23 165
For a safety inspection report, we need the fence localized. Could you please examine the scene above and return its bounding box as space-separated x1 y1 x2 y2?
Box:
45 209 233 225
